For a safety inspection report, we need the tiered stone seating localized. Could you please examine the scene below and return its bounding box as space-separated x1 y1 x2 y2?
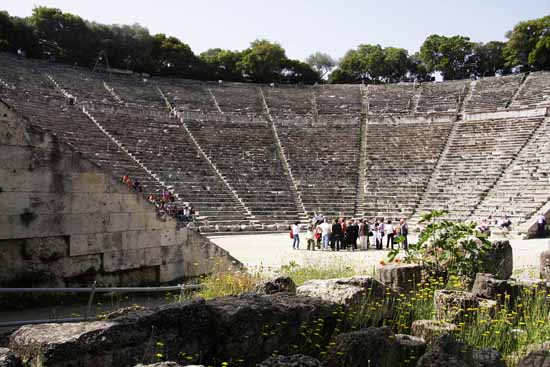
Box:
209 83 264 113
366 83 416 114
509 72 550 109
416 80 469 113
159 80 218 113
415 117 544 220
465 74 524 112
0 66 162 196
185 118 301 224
262 86 314 115
472 118 550 223
47 67 117 105
91 107 250 226
276 117 361 217
313 84 362 114
108 76 166 108
364 121 454 219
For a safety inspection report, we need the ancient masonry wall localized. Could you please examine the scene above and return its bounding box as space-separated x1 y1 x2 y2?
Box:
0 101 239 287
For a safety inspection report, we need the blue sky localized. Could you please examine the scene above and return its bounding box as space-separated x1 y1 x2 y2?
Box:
3 0 549 61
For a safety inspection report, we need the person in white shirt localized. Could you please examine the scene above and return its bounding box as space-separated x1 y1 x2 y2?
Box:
385 219 395 250
292 222 300 249
318 220 331 250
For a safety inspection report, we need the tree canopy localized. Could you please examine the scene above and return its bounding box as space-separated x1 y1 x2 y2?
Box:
0 7 548 84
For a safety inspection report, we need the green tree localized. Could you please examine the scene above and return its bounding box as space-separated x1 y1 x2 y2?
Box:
470 41 510 76
238 39 288 83
199 48 242 81
281 59 320 84
331 44 410 83
28 7 97 63
150 33 196 76
419 34 474 80
305 51 336 79
504 15 550 70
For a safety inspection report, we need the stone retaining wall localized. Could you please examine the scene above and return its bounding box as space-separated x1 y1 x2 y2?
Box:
0 101 239 287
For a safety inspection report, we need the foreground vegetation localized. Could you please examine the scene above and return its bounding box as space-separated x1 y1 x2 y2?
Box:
193 212 548 366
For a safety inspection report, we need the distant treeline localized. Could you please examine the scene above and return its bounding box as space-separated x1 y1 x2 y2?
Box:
0 7 548 83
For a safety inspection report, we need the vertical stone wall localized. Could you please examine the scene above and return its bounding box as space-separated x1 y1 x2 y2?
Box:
0 101 239 287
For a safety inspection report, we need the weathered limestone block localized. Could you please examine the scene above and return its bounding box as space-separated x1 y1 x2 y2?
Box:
23 237 67 262
375 264 423 294
102 247 162 272
254 277 296 295
257 355 321 367
479 240 513 279
296 276 390 306
70 232 123 256
9 294 340 367
517 350 550 367
471 273 521 304
434 290 480 324
416 334 506 367
322 327 426 367
410 320 457 344
541 250 550 280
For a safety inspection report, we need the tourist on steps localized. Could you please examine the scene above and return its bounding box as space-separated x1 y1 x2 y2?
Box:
292 222 300 250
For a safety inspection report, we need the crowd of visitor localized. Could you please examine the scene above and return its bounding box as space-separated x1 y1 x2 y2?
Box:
291 213 409 252
122 175 195 225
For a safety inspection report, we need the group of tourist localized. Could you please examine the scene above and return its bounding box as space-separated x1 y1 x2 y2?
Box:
122 175 195 224
291 214 409 252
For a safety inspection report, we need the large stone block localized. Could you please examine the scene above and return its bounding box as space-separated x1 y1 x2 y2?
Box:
9 294 340 367
159 261 186 282
66 213 109 235
322 327 426 367
0 168 59 193
70 232 123 256
107 212 130 232
0 145 32 169
29 192 71 214
122 230 161 251
0 192 29 215
411 320 457 344
434 290 480 324
102 246 162 272
479 240 513 279
69 172 108 193
375 263 423 294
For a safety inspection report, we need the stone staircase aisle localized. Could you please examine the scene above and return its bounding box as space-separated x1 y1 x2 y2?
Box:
408 116 461 223
259 87 308 222
354 87 369 217
157 86 254 221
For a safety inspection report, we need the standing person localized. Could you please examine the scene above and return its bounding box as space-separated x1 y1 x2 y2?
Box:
378 220 385 250
400 218 409 250
318 219 331 250
331 219 343 251
306 224 315 251
385 219 395 250
537 213 546 238
339 218 348 250
292 222 300 250
348 219 359 251
373 222 381 250
358 219 368 250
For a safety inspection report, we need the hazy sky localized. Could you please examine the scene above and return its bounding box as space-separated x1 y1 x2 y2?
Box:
3 0 549 61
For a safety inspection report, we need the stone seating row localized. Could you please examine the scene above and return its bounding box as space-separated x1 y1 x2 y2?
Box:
465 74 523 112
472 118 550 223
185 119 302 224
510 72 550 109
365 83 417 114
90 109 251 224
416 80 468 113
415 117 544 220
363 121 453 219
276 122 361 217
